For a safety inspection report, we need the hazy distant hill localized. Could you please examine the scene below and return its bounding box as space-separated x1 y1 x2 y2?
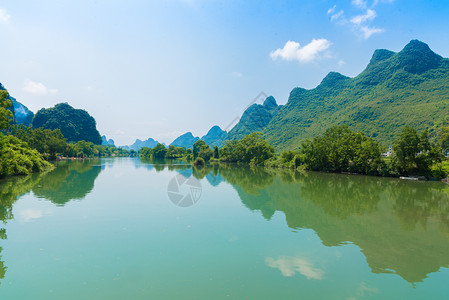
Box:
101 135 116 147
201 125 227 147
170 132 199 148
0 82 34 126
121 138 159 151
261 40 449 151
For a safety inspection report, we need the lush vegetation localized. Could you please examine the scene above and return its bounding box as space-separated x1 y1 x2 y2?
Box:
32 103 102 144
254 40 449 151
8 124 131 159
266 125 447 179
0 91 54 177
219 133 275 165
0 135 54 177
0 90 13 130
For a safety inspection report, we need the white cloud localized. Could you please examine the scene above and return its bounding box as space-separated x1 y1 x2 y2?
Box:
265 256 324 280
270 39 332 63
360 26 384 39
328 2 389 40
352 0 367 9
350 9 376 25
23 79 58 95
337 60 346 67
330 10 344 22
0 8 10 23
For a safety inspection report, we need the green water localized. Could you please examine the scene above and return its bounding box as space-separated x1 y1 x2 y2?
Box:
0 158 448 299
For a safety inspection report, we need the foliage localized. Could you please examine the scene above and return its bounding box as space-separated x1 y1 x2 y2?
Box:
0 90 13 131
68 141 95 158
300 126 385 175
0 134 54 177
152 143 168 159
220 133 275 165
166 145 189 159
9 125 68 160
213 146 219 159
32 103 102 144
392 126 441 175
193 140 213 161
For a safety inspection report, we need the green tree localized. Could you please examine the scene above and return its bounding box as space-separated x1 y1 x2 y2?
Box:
0 91 13 130
392 127 439 175
301 125 384 175
213 146 219 159
437 126 449 155
71 141 95 158
140 147 153 158
219 133 274 165
152 143 167 159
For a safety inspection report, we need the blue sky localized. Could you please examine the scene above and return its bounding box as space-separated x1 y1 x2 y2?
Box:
0 0 448 145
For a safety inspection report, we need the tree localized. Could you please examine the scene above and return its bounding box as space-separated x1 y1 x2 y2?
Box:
438 126 449 155
140 147 153 158
301 125 384 175
152 143 167 159
219 133 274 165
0 91 13 130
392 127 439 175
213 146 219 159
9 125 68 160
71 141 95 158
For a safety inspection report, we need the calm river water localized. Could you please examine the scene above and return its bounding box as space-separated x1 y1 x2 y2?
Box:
0 158 448 299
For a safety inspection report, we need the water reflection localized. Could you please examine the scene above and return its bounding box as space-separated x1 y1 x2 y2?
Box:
31 160 102 206
1 159 448 286
0 159 103 282
0 174 45 282
218 166 449 283
265 256 324 280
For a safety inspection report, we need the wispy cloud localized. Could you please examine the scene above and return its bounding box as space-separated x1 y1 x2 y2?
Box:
331 10 345 22
350 9 376 25
270 39 332 63
360 26 384 39
352 0 367 9
265 256 324 280
328 0 393 39
0 8 11 23
23 79 58 95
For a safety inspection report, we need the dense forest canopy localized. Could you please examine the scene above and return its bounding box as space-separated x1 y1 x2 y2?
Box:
32 103 102 144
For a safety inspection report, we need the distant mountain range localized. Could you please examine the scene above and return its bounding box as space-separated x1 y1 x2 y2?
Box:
101 135 116 147
120 138 160 151
170 125 227 149
4 39 448 153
